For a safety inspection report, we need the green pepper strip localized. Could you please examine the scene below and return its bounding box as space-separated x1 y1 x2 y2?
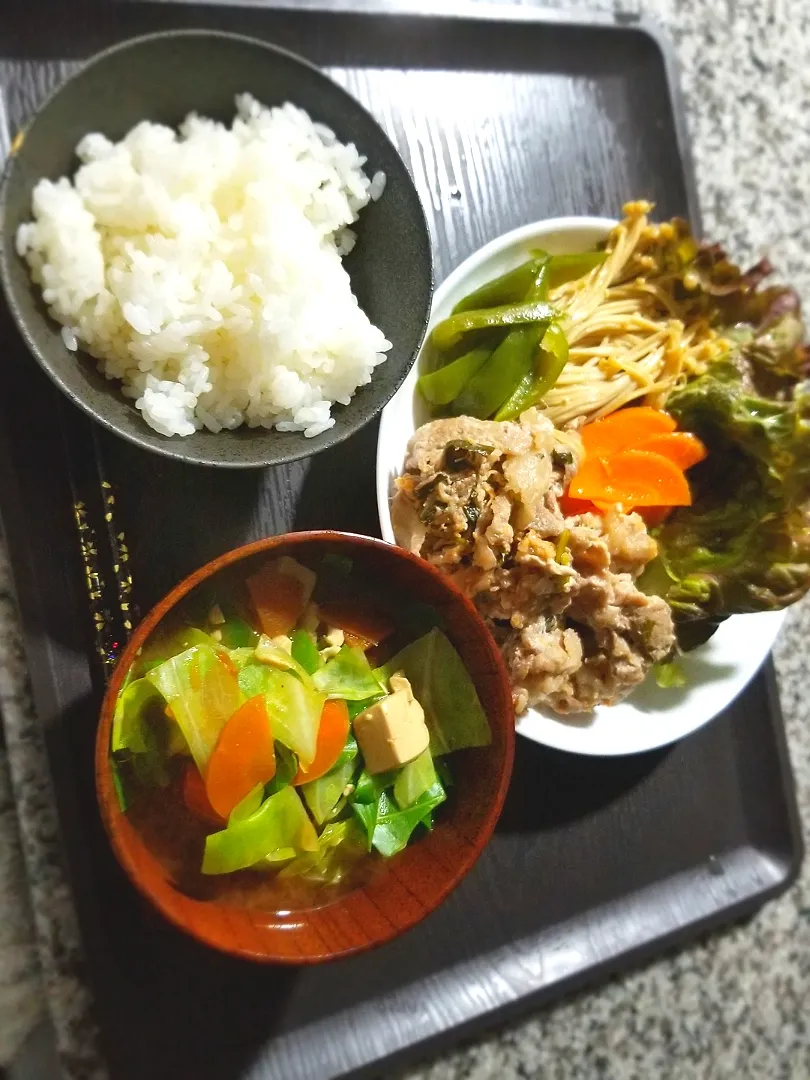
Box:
452 324 542 418
431 298 556 353
547 250 607 289
494 321 569 421
451 254 549 314
449 260 553 419
421 257 553 406
417 345 491 406
290 629 322 674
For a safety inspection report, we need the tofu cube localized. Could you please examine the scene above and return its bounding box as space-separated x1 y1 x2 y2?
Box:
354 675 430 774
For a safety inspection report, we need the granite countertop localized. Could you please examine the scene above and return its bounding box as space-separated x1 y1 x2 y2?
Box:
2 0 810 1076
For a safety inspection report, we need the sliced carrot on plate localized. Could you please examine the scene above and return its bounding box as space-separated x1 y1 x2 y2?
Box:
638 506 672 527
205 694 276 820
246 567 306 638
635 431 707 470
293 699 350 785
579 406 677 459
559 492 600 517
570 449 691 507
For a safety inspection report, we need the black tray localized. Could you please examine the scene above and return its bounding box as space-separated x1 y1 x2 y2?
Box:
0 3 802 1079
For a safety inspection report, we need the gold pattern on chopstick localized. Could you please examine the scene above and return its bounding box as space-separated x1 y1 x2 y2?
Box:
101 480 137 634
73 500 117 671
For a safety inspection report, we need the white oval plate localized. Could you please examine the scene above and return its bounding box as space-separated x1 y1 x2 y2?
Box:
376 218 786 756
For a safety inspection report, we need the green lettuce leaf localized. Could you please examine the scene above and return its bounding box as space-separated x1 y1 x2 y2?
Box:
237 662 324 767
375 628 491 755
111 677 162 755
351 780 446 857
137 627 217 675
146 644 244 773
278 819 367 885
351 766 398 806
313 645 382 701
393 747 437 809
640 358 810 622
301 735 359 825
226 646 259 671
265 742 298 796
110 757 129 812
202 785 318 875
347 694 386 721
652 660 687 689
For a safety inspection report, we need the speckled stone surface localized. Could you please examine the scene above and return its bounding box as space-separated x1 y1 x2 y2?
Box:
2 0 810 1076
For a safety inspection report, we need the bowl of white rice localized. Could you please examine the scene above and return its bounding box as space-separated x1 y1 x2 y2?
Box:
0 30 432 467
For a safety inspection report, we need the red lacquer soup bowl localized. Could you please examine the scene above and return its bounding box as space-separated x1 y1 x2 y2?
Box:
96 531 515 963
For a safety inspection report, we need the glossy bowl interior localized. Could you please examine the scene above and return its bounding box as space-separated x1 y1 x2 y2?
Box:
376 217 786 756
96 532 514 963
0 30 432 468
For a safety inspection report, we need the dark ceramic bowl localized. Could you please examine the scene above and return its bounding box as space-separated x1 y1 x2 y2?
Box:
0 31 432 468
96 532 515 963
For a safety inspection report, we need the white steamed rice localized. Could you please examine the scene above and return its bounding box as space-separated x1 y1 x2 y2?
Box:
16 95 389 438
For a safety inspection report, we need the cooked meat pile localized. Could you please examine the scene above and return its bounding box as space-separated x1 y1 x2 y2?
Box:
392 410 676 715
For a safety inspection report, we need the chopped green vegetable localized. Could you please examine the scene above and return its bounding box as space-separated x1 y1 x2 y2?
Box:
254 635 313 680
110 757 128 812
202 785 317 875
313 645 382 701
444 440 494 471
219 618 258 650
653 661 687 689
431 299 555 353
451 254 549 314
227 646 260 671
351 781 446 857
111 677 162 755
290 629 323 675
351 766 397 806
453 320 551 418
393 747 437 809
450 262 552 419
228 783 264 823
546 250 606 288
236 661 323 766
376 628 491 755
417 345 492 406
138 627 216 674
265 741 298 796
236 661 268 700
347 694 386 721
494 320 569 421
146 644 244 772
301 735 359 825
278 819 367 885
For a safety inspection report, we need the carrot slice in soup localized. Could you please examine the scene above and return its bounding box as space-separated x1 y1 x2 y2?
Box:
246 567 306 638
293 699 350 785
182 762 225 827
579 407 677 459
317 602 394 648
570 449 691 507
205 695 276 820
636 432 707 470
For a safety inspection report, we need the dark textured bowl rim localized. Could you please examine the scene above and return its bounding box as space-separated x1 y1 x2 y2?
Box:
95 531 515 963
0 29 433 469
